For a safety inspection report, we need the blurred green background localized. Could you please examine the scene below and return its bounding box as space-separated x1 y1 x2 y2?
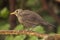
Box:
0 0 60 40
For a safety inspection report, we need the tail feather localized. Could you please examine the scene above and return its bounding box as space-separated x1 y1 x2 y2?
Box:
39 21 56 33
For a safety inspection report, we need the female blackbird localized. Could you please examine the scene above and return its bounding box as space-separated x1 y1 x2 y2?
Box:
11 9 55 33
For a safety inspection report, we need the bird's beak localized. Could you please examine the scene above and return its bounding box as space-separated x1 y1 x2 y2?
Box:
10 12 16 15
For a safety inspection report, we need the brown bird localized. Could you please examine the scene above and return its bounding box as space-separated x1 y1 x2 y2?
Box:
11 9 55 33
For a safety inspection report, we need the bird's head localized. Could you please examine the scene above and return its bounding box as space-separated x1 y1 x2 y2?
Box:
10 9 23 17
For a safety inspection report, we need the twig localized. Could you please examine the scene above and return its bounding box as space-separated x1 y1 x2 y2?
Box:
0 30 60 40
0 30 47 38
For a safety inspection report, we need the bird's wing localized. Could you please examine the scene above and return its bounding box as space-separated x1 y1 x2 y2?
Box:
21 10 55 27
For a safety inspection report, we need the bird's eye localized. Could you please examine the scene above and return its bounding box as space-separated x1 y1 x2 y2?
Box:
16 10 18 13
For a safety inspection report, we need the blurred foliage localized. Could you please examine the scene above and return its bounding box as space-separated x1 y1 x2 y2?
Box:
57 26 60 34
5 25 44 40
5 35 14 40
0 21 60 40
14 24 24 30
0 7 9 19
43 16 55 23
0 0 60 40
27 0 41 11
0 0 3 6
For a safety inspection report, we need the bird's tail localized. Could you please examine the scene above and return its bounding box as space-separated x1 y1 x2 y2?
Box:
39 21 56 33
